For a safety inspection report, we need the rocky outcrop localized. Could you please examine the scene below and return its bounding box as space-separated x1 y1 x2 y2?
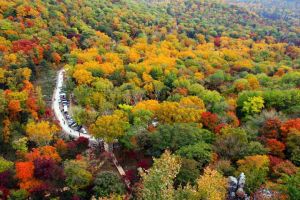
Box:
228 173 250 200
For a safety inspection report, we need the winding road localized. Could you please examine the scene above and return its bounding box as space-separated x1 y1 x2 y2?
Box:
52 69 97 143
52 69 128 181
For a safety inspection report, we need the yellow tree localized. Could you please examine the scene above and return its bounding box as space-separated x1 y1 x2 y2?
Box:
22 68 32 81
0 68 6 84
156 97 206 124
246 75 260 90
26 120 59 146
71 48 99 63
73 69 93 85
128 49 141 63
242 96 264 116
132 100 160 113
179 96 205 110
2 118 10 143
196 167 228 200
90 110 129 143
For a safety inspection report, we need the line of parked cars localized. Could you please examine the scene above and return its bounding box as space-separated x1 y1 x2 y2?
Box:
58 88 88 135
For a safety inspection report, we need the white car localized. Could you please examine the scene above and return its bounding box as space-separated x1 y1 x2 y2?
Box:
80 128 87 134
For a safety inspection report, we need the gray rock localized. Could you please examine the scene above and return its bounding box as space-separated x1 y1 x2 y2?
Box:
238 173 246 188
227 173 249 200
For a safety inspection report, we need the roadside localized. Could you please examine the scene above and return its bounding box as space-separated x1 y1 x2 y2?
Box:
51 69 130 188
34 66 57 106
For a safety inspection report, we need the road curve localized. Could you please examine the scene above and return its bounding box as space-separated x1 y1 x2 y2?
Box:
51 69 128 180
52 69 98 143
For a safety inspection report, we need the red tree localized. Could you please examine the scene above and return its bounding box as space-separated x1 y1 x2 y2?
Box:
214 123 228 134
273 160 298 177
260 118 282 140
268 155 284 167
8 100 22 117
33 158 65 181
15 161 34 181
266 139 285 158
281 118 300 138
214 37 221 47
201 111 219 130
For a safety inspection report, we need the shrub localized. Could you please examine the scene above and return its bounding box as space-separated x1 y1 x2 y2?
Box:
237 155 269 193
242 96 264 116
266 139 285 158
0 157 13 173
93 172 126 197
176 142 212 170
175 158 200 186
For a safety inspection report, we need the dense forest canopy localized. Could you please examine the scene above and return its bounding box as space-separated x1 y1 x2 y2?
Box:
0 0 299 199
227 0 299 22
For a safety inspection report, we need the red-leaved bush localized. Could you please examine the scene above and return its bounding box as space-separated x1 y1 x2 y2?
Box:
214 123 228 134
269 155 284 167
201 112 219 130
273 160 298 177
266 139 285 158
280 118 300 138
33 158 65 181
260 118 282 139
137 158 152 170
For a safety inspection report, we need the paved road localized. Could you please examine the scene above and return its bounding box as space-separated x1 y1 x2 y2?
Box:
51 70 98 142
51 69 127 180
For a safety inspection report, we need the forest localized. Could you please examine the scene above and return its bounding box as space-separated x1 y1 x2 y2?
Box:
0 0 299 199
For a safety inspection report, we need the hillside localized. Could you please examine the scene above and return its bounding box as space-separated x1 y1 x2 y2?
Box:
226 0 300 44
0 0 299 199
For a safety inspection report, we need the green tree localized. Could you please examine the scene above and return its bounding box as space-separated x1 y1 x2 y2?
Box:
286 131 300 166
64 159 93 193
12 137 28 153
73 85 93 106
175 158 200 187
176 142 212 170
148 123 214 156
72 106 97 126
281 72 300 88
0 90 7 114
93 172 125 198
242 96 264 116
119 109 153 149
0 156 13 173
138 150 181 200
174 186 199 200
214 127 249 161
8 189 28 200
281 171 300 200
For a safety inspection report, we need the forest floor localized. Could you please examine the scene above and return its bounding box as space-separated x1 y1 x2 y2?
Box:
35 66 57 106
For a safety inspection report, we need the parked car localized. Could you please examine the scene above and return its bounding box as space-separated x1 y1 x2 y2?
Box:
63 105 68 113
68 121 75 126
80 128 87 134
71 123 77 128
76 126 82 131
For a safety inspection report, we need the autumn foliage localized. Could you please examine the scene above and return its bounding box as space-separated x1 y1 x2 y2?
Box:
260 118 282 140
0 0 299 199
201 112 219 131
266 139 286 158
281 118 300 138
15 161 34 181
